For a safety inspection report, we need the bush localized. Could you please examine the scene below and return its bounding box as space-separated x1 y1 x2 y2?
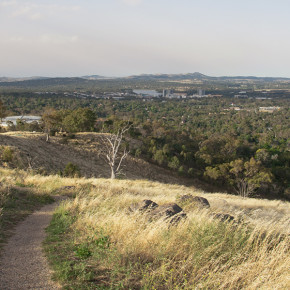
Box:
63 162 80 177
188 168 194 176
1 146 14 162
135 148 142 158
178 165 184 175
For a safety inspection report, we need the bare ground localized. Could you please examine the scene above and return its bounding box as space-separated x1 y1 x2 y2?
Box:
0 197 64 290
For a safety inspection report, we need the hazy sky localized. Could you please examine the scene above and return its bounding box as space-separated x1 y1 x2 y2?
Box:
1 0 290 77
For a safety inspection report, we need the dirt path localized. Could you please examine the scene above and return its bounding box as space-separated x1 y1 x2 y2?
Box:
0 198 64 289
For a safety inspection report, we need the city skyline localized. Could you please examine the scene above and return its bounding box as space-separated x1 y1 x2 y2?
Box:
1 0 290 78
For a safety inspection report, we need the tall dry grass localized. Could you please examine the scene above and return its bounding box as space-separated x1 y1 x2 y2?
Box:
41 175 289 289
1 168 288 288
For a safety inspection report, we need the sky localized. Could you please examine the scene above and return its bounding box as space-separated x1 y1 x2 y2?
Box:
1 0 290 77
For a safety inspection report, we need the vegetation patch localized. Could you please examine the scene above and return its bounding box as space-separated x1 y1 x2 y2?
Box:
0 145 25 169
44 183 289 289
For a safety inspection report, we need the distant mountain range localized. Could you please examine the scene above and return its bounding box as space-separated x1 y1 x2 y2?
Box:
124 72 211 80
0 72 289 84
81 75 115 80
0 76 50 83
122 72 290 81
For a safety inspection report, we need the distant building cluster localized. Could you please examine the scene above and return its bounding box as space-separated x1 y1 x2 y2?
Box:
259 106 281 113
163 89 187 99
1 116 41 127
34 88 224 100
130 89 220 99
133 90 162 98
190 89 210 98
234 91 248 98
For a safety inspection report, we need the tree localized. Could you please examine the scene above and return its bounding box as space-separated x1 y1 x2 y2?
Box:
153 149 166 165
101 123 132 179
42 108 62 142
0 100 7 122
62 108 96 132
205 158 273 198
168 156 180 170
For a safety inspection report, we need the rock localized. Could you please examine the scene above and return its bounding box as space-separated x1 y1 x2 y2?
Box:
129 199 158 213
177 195 210 209
129 201 187 226
150 203 183 220
211 213 235 222
169 212 187 225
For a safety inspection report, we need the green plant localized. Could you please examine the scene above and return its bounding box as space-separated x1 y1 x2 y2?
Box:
63 162 80 177
74 244 92 259
1 146 14 162
95 234 110 249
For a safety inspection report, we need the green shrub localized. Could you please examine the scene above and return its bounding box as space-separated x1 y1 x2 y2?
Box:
178 165 184 175
1 146 14 162
74 244 92 259
63 162 80 177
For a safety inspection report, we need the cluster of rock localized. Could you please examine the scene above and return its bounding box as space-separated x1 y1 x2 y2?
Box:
128 195 235 225
129 200 186 225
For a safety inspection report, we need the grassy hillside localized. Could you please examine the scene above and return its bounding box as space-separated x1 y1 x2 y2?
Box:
0 131 210 188
41 175 290 289
0 167 288 289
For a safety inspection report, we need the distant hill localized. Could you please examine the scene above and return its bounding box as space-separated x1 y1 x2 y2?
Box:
218 75 290 81
0 77 92 89
0 73 289 91
125 73 290 82
1 72 289 84
125 72 211 81
81 75 115 80
0 76 50 83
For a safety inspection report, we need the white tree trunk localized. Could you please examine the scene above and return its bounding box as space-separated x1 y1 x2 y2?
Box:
101 123 132 179
110 167 116 179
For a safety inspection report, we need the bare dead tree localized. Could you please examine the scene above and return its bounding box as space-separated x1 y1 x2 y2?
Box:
26 153 36 171
101 123 132 179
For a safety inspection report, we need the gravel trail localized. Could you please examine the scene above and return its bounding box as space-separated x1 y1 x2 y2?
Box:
0 198 64 289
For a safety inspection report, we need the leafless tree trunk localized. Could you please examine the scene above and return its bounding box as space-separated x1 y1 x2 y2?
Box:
235 179 255 198
45 131 50 142
101 123 131 179
26 154 33 170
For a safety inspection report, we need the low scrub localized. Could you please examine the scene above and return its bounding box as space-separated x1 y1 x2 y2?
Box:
0 145 24 169
63 162 81 178
44 181 290 289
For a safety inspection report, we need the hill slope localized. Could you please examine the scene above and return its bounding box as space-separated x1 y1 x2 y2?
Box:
2 169 285 289
0 132 195 185
0 159 289 288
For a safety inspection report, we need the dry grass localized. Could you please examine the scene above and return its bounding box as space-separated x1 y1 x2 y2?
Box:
28 170 288 289
3 166 288 232
0 167 288 288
